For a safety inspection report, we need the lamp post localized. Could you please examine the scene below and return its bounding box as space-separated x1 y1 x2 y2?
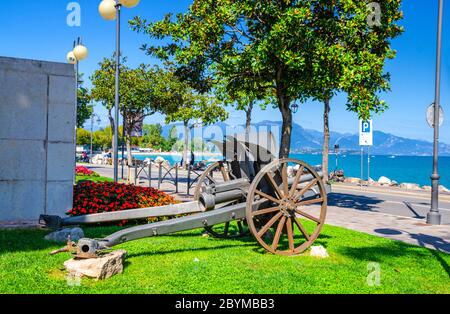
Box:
428 0 444 225
334 144 340 171
90 113 101 162
99 0 140 183
67 37 89 90
67 37 88 183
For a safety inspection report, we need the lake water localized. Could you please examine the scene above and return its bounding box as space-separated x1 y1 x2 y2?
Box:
131 153 450 188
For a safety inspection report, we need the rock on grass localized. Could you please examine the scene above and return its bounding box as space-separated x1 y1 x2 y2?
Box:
64 250 127 280
310 245 329 258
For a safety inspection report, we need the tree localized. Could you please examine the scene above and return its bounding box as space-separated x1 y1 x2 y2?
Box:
217 84 268 136
131 0 403 160
305 1 403 181
141 124 165 149
161 125 178 152
76 75 93 128
164 94 228 169
91 58 163 168
131 1 316 158
76 128 91 146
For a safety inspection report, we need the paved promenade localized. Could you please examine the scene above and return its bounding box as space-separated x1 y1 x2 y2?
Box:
325 203 450 253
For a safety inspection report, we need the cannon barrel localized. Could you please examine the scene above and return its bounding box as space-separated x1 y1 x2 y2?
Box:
199 178 250 210
287 171 323 186
198 172 325 211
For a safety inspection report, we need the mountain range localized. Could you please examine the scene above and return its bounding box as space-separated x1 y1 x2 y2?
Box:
162 120 450 156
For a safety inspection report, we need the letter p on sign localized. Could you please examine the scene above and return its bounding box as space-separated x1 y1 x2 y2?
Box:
362 121 371 133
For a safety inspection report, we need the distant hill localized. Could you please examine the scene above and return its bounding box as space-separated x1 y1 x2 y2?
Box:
162 120 450 156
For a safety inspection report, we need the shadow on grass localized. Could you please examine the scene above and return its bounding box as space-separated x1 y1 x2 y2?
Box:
337 237 450 278
0 226 127 255
0 229 57 255
328 193 383 212
247 232 333 255
127 243 258 258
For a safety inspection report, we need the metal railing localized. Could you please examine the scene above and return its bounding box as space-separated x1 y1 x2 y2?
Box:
132 159 204 195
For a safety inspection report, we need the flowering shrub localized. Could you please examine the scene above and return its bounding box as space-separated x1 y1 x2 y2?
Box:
68 181 178 225
75 166 100 177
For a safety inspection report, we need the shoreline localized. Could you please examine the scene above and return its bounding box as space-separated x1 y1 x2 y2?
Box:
126 151 222 157
97 152 450 188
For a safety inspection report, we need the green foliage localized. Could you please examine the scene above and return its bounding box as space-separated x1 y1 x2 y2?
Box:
141 124 179 151
131 0 403 156
305 1 403 119
141 124 165 149
90 57 158 136
161 125 179 152
93 127 112 151
76 77 93 129
76 128 91 146
164 94 228 127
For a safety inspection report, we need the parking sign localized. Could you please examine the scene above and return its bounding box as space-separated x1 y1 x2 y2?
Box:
359 120 373 146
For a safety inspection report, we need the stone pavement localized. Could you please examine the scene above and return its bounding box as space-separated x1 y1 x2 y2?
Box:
324 205 450 253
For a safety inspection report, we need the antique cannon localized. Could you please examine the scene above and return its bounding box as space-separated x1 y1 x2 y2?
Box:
41 132 329 258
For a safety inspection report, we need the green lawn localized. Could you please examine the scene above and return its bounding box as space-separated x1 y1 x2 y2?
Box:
75 175 114 183
0 224 448 294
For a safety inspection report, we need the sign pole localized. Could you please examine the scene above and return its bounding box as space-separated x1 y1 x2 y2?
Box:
360 147 363 188
368 146 371 183
359 119 373 187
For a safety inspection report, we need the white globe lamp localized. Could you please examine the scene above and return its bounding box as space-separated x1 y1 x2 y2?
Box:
120 0 140 8
99 0 117 20
73 45 89 61
66 51 77 64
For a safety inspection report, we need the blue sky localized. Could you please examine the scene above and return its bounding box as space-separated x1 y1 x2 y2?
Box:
0 0 449 144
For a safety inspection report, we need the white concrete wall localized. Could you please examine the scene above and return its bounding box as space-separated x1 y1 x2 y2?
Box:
0 57 76 223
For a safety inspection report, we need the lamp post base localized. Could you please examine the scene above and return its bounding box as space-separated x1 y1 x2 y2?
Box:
426 211 441 225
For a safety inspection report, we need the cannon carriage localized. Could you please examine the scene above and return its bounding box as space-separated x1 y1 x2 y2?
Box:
41 132 329 258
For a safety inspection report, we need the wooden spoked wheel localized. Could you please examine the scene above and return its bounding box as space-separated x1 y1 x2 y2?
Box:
246 159 327 256
194 162 249 238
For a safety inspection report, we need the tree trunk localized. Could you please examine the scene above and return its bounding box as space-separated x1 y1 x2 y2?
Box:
183 121 189 169
126 134 133 168
276 69 292 159
245 101 254 136
279 106 293 159
108 109 116 166
322 98 331 182
126 132 133 182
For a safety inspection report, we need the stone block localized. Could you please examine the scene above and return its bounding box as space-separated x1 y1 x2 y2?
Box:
47 75 76 143
49 75 76 106
0 69 48 140
47 142 75 181
0 180 45 222
0 57 75 77
0 139 46 181
46 181 73 217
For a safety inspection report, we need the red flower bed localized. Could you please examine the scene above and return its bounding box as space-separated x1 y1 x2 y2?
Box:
76 166 99 177
68 181 178 225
